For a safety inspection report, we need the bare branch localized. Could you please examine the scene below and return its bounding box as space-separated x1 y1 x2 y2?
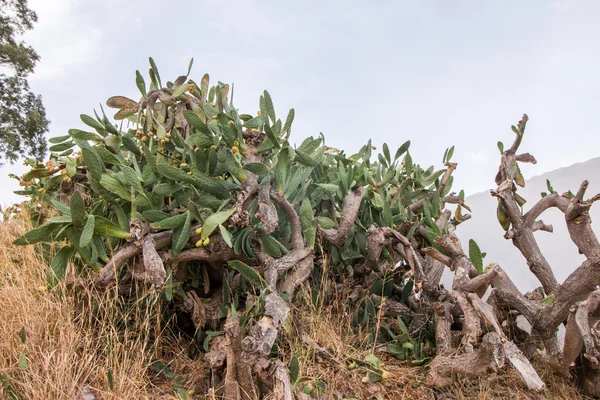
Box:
271 191 304 250
422 247 452 266
319 186 365 247
516 153 537 164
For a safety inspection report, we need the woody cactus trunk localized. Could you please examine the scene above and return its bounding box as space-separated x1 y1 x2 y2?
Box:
12 58 600 397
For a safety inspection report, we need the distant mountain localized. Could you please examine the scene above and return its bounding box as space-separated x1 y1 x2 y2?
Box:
450 157 600 293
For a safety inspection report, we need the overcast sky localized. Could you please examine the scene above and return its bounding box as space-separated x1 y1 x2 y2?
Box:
2 0 600 207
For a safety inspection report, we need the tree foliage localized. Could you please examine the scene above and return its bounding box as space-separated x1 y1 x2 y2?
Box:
0 0 49 164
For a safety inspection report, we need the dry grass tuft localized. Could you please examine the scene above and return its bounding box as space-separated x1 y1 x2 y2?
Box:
280 281 587 400
0 212 204 399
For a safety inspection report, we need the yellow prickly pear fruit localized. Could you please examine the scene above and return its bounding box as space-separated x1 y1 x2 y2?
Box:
196 240 203 247
195 227 203 235
203 238 210 246
233 140 239 147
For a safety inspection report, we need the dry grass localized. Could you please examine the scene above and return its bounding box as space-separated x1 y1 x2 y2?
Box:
0 210 588 399
0 212 205 400
282 282 587 400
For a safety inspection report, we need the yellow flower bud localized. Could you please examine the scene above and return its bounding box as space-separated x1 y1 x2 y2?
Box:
195 227 203 235
196 240 203 247
203 238 210 246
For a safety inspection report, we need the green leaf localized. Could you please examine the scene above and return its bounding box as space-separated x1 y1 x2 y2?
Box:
157 163 195 183
395 140 410 160
100 174 132 201
201 208 236 240
186 57 194 77
497 141 504 153
228 260 266 288
295 150 319 167
69 191 86 227
173 212 192 257
80 114 105 132
150 213 188 230
315 216 336 229
149 57 162 87
81 146 104 181
469 239 484 274
243 162 268 178
364 352 384 368
546 179 554 194
120 165 143 190
18 351 28 371
422 170 445 187
47 216 73 224
219 225 233 248
49 135 71 144
542 294 555 304
446 145 455 162
281 109 295 136
142 210 171 222
400 279 413 302
51 199 71 215
121 135 142 157
260 230 282 258
244 115 265 129
172 81 189 98
299 199 316 248
289 356 300 385
497 201 511 231
80 215 95 247
70 129 103 142
511 125 521 136
153 183 181 196
136 70 147 96
50 245 76 280
263 90 276 123
183 110 210 135
404 152 413 174
382 143 391 164
13 222 62 245
264 123 281 149
94 216 131 239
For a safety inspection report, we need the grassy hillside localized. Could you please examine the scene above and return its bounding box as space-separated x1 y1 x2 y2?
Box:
0 211 584 399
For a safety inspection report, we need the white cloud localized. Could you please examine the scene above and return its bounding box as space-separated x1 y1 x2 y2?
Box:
464 150 490 166
24 0 104 82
